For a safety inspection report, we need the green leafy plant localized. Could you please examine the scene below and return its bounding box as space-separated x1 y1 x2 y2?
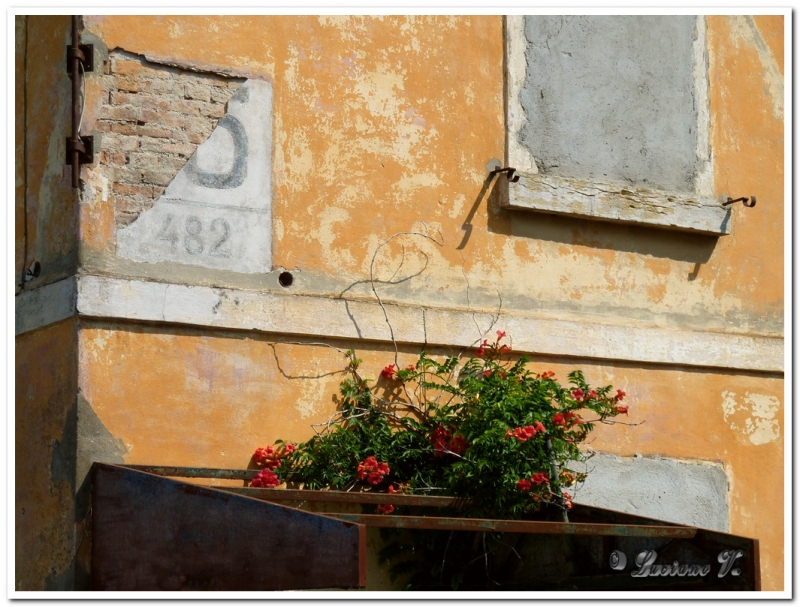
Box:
251 331 632 589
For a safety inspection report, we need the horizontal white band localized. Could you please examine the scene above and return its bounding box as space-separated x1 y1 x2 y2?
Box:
73 275 783 373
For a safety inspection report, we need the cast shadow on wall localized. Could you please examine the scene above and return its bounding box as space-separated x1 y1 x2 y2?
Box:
459 175 719 275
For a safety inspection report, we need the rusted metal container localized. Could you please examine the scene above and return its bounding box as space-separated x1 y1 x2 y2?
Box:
91 464 366 590
92 464 760 591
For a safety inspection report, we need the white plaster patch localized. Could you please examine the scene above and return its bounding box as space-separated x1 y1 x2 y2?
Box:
307 206 357 270
296 377 329 419
99 173 110 202
728 16 784 121
504 15 539 174
448 193 467 219
721 390 781 445
117 79 273 273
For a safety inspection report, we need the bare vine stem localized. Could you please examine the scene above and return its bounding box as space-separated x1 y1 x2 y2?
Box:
369 228 444 411
369 228 444 366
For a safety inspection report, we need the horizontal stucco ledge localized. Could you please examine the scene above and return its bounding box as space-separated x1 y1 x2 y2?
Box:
74 275 783 373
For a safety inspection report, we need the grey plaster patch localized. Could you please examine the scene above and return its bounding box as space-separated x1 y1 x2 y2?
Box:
15 276 77 335
117 79 273 273
75 393 128 500
519 16 698 193
573 453 729 531
50 397 77 495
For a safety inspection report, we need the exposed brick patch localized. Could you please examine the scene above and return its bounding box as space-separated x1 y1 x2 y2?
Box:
95 51 244 228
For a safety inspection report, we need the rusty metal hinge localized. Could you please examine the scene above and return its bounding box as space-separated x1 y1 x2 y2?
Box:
66 44 94 73
66 135 94 166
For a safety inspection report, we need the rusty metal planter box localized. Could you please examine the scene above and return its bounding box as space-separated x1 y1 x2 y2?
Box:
91 464 760 591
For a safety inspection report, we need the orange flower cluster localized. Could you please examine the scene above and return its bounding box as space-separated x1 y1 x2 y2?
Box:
250 468 280 488
253 443 296 469
357 456 390 485
504 422 546 442
517 472 550 492
552 411 585 427
376 485 401 514
431 424 468 457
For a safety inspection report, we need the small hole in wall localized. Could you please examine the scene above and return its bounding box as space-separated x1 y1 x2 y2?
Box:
278 272 294 288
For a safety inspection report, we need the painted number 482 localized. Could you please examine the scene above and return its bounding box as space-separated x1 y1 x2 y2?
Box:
156 214 231 258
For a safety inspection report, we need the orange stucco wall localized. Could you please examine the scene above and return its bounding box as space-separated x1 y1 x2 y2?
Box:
77 321 784 590
15 16 26 291
79 15 784 336
16 319 79 590
16 14 785 592
16 16 77 293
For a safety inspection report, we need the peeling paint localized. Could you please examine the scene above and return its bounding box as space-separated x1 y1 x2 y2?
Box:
721 390 782 445
18 14 787 592
727 16 784 120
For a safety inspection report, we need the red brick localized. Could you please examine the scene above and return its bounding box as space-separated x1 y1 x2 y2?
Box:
110 123 137 136
97 105 140 122
139 108 165 124
112 182 154 199
210 87 235 103
109 166 142 184
128 152 161 171
170 99 204 115
142 169 176 187
138 95 173 112
116 75 147 93
112 58 143 75
184 115 213 134
163 142 196 156
151 79 182 95
104 132 139 151
110 92 139 106
136 125 172 139
166 129 189 143
111 152 128 165
159 112 188 129
158 157 187 173
201 103 225 118
184 82 211 102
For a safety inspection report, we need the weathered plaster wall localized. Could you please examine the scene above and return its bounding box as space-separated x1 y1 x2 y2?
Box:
15 17 26 292
18 16 77 292
78 15 783 338
77 324 784 589
706 15 784 331
16 319 80 590
16 14 783 591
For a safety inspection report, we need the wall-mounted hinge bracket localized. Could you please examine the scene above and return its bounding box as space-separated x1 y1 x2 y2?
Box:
66 135 94 166
66 44 94 73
